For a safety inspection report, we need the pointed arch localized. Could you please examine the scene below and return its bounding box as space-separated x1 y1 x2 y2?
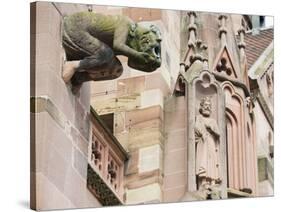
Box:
222 82 247 191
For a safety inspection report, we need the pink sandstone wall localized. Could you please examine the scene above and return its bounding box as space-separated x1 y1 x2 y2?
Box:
163 96 187 202
30 2 101 210
90 8 181 204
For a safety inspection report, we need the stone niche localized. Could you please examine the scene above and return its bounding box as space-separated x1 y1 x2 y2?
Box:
183 67 227 200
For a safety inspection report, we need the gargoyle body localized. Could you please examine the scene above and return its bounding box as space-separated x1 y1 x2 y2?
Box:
62 11 162 93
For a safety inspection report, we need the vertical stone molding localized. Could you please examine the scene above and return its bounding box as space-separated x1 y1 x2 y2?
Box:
190 40 208 64
182 12 207 69
218 15 228 47
238 27 246 60
266 72 273 97
187 12 197 48
237 27 250 87
222 81 257 195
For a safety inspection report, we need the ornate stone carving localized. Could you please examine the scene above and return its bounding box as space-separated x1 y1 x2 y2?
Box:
62 12 162 93
189 40 208 64
200 183 222 200
195 97 221 189
213 47 238 79
266 72 273 96
216 57 232 76
187 12 197 48
87 165 122 206
90 134 104 172
87 108 127 204
107 155 120 192
246 96 254 114
237 27 246 57
218 15 228 46
182 12 209 71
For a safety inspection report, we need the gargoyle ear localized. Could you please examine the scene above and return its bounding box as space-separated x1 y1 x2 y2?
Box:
150 24 162 39
129 23 137 37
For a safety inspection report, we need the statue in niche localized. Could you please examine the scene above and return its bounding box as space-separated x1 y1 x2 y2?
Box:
195 97 221 190
62 12 162 93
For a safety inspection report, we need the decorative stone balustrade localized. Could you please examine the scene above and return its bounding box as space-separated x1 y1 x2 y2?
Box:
87 107 128 206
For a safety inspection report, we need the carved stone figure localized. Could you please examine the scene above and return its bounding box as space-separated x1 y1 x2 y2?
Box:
195 97 221 189
62 11 162 93
198 182 222 200
266 72 273 96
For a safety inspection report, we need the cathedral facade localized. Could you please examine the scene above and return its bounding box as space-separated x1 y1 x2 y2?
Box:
90 8 274 203
31 2 273 210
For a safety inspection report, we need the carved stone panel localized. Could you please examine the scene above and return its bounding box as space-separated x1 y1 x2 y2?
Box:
87 109 127 205
186 70 227 198
87 165 122 206
61 12 162 93
213 47 239 80
195 97 221 189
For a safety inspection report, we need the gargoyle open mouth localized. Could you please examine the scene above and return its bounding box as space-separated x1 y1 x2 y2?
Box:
153 45 161 59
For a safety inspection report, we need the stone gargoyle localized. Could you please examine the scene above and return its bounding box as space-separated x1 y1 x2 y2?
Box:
62 11 162 93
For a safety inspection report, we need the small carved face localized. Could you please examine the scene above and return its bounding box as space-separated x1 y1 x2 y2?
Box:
127 23 162 72
199 98 212 117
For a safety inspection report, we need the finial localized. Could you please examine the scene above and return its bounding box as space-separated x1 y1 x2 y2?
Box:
238 27 246 56
187 12 198 48
190 40 208 64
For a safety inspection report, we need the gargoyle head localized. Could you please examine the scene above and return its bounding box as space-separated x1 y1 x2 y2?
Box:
127 22 162 72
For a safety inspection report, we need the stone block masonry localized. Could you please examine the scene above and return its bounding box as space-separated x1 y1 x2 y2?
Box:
90 8 181 205
30 2 101 210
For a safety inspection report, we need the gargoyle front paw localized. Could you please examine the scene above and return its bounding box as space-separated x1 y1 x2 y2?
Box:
62 61 80 83
135 52 151 64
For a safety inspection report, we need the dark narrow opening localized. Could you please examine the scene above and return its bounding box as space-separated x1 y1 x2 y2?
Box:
259 16 265 28
100 113 114 134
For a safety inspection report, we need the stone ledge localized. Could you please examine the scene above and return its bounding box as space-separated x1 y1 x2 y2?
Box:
31 95 90 135
31 96 66 129
227 188 254 198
